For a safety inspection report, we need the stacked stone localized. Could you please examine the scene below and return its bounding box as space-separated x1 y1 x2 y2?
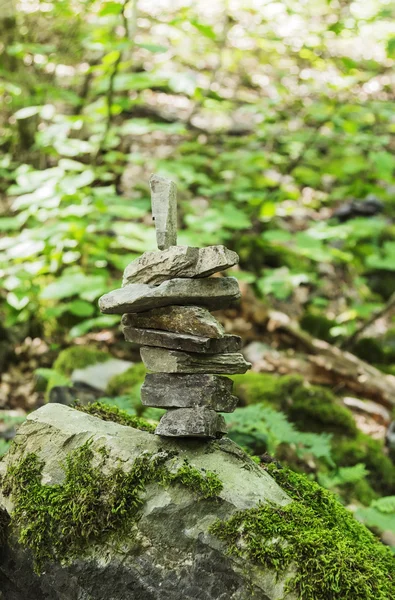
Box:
98 175 251 439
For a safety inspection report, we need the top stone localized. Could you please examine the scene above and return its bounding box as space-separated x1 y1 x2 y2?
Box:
150 174 178 250
123 245 239 286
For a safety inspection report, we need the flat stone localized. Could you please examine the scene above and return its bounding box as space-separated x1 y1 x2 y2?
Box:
155 407 227 438
122 327 242 354
141 373 238 412
150 174 178 250
99 277 240 315
121 306 225 338
140 347 251 374
122 245 239 285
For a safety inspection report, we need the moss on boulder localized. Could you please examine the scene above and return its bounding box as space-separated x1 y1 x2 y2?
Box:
0 404 393 600
210 464 395 600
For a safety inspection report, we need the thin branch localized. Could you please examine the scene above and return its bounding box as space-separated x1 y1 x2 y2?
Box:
341 292 395 350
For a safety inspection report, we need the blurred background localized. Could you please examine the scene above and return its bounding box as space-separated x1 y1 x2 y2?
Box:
1 0 395 543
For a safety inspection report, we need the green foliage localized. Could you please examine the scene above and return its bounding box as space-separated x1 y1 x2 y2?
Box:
232 372 356 436
0 0 394 344
357 496 395 542
333 432 395 497
3 441 222 572
210 465 395 600
74 401 156 433
226 404 334 466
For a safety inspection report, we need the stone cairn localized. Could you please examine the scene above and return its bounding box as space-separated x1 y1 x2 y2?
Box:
98 174 251 438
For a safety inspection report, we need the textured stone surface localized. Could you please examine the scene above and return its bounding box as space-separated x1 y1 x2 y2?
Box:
141 373 238 412
121 306 225 338
122 245 239 286
122 327 242 354
155 407 227 438
150 174 177 250
0 403 294 600
140 347 251 374
99 277 240 314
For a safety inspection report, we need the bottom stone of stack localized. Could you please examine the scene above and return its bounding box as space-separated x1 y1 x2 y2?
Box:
141 373 238 412
155 407 227 438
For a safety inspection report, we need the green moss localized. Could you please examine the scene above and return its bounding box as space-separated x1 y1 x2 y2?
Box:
74 401 156 433
54 346 110 377
333 432 395 496
232 372 356 436
289 385 357 436
106 363 146 396
3 441 223 572
232 372 303 406
167 460 223 499
210 465 395 600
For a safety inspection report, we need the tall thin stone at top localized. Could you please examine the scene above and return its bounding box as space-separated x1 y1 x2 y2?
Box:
149 174 178 250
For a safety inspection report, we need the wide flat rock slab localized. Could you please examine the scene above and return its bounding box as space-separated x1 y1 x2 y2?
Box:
140 347 251 374
0 403 293 600
155 407 227 438
121 305 225 339
123 327 242 354
99 277 240 315
141 373 238 412
123 245 239 285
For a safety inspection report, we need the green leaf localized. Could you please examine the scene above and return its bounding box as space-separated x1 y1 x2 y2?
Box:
99 1 123 16
0 217 20 231
136 43 167 53
191 20 216 40
69 315 119 338
386 37 395 59
66 300 95 317
40 273 108 301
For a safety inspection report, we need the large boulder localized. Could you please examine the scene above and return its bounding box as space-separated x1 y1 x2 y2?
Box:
0 404 394 600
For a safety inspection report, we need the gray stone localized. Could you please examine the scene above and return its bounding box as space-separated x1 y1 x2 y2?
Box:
155 407 227 438
122 327 242 354
72 358 133 392
141 373 238 412
0 403 295 600
122 245 239 286
140 347 251 374
121 305 225 338
150 174 177 250
99 277 241 315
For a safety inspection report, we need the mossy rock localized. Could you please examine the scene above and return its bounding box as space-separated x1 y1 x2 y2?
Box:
232 372 356 436
332 432 395 497
1 404 394 600
54 346 111 377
